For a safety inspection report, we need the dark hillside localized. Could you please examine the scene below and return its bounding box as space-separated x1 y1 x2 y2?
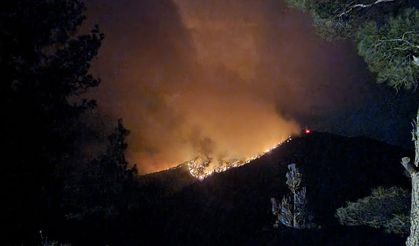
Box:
65 132 411 245
138 163 196 197
159 132 411 245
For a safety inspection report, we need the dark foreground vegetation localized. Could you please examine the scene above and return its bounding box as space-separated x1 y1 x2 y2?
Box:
56 132 411 245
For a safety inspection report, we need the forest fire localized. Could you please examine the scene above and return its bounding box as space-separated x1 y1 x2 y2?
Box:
187 136 293 180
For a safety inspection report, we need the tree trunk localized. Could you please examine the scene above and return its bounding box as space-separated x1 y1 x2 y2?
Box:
407 173 419 246
293 190 298 228
403 108 419 246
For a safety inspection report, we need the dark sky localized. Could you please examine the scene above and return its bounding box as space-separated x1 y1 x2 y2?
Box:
86 0 418 173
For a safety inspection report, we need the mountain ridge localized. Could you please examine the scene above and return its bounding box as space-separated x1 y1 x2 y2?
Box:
132 131 411 245
65 132 413 245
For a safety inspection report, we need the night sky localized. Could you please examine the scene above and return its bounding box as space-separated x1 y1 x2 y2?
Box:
86 0 418 173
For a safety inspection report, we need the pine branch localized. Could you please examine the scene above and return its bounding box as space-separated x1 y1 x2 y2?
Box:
338 0 396 17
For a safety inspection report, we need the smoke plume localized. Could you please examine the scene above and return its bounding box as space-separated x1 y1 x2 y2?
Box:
87 0 418 173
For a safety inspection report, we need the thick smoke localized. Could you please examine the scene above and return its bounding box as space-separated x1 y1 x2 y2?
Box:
86 0 301 173
87 0 418 173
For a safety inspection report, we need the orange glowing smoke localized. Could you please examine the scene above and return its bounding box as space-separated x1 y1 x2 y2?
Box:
88 0 357 174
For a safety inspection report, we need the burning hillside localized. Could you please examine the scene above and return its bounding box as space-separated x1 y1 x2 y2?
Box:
187 135 293 179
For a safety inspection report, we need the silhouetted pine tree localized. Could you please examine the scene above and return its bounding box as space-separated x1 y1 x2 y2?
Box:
0 0 103 243
63 119 138 219
271 163 318 229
